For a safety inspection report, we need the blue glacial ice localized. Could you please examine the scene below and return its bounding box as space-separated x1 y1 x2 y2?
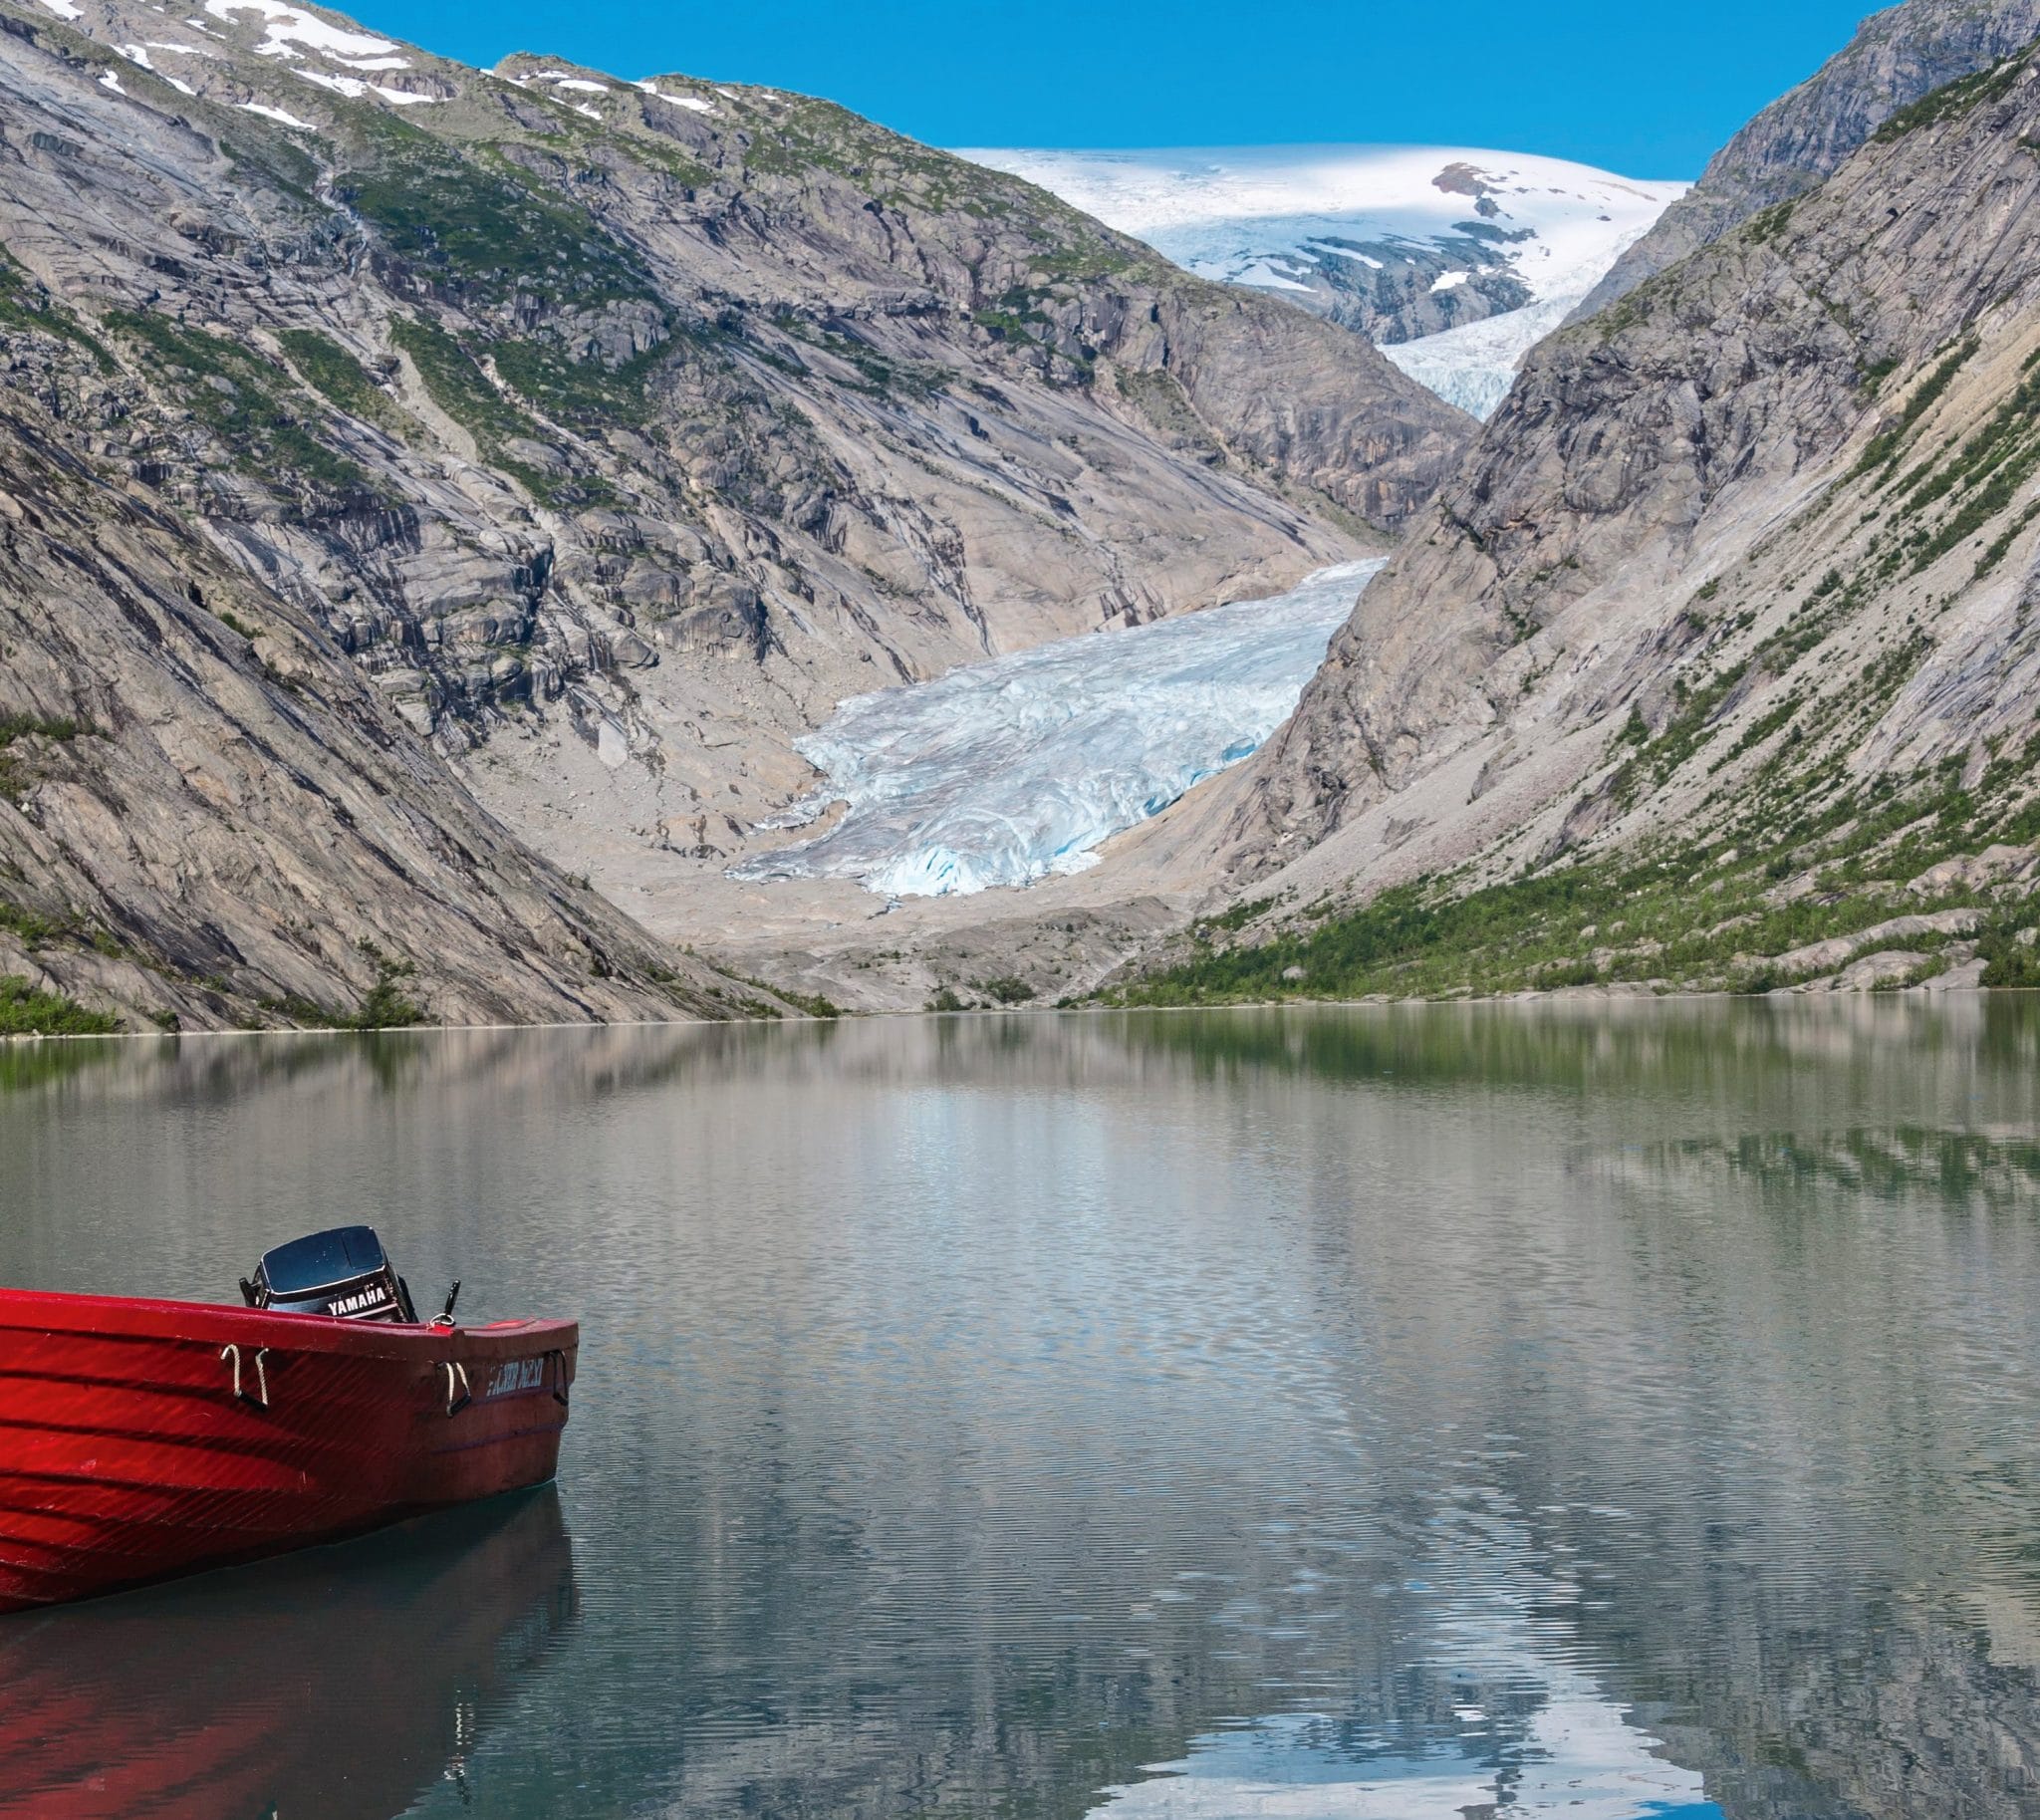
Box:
734 560 1384 899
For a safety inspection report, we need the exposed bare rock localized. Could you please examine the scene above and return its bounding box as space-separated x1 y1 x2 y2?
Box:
1577 0 2040 320
1921 952 1989 989
1907 845 2039 895
0 389 755 1029
1228 43 2040 871
1773 912 1980 979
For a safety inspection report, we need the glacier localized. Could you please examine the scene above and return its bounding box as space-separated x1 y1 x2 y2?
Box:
736 561 1384 899
955 144 1685 418
1381 293 1583 419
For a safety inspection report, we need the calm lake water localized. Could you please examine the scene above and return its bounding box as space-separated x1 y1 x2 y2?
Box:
3 1001 2040 1819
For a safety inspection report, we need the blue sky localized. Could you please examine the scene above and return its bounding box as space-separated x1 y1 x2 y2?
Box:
372 0 1879 176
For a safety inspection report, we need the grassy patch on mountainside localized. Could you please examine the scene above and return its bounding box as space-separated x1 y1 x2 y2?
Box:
727 85 1160 290
337 116 683 446
1875 351 2040 578
338 122 653 314
1873 50 2029 143
0 713 93 800
490 330 672 425
277 329 420 442
388 312 534 447
387 312 616 506
1848 338 1975 481
738 91 1023 218
216 130 321 206
256 952 430 1030
107 311 376 504
0 250 113 370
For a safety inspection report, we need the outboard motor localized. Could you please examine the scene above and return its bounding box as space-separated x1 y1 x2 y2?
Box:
240 1225 420 1324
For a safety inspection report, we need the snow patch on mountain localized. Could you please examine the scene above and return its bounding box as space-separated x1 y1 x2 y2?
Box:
957 145 1685 417
738 562 1384 899
237 98 312 127
203 0 401 63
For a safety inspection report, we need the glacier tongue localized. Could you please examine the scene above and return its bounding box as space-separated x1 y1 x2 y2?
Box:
737 561 1384 899
1380 294 1586 419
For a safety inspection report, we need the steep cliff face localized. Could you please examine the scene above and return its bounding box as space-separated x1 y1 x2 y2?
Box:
0 378 760 1029
1127 42 2040 1001
0 0 1470 1027
1577 0 2040 319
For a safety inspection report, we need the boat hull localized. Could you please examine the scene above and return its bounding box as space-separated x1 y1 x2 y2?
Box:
0 1288 576 1613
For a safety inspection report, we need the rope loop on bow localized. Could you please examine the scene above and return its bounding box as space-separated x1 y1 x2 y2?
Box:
220 1345 272 1409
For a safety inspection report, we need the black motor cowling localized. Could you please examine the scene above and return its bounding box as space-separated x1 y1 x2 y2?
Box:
240 1225 419 1324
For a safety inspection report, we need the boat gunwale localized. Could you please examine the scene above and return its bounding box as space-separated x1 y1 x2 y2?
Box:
0 1288 575 1362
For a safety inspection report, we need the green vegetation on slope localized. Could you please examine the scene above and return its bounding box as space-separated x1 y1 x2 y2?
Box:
725 87 1155 301
336 119 681 451
0 250 113 370
338 124 653 313
277 328 419 442
1849 338 1975 481
490 330 673 425
107 311 375 504
0 713 92 799
347 954 429 1028
388 312 532 446
0 976 118 1036
1873 49 2030 143
388 312 612 506
1110 738 2040 1006
1882 354 2040 577
737 91 1022 216
216 130 320 207
257 953 430 1030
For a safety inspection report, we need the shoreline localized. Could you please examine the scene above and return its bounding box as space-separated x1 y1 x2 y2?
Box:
3 981 2008 1043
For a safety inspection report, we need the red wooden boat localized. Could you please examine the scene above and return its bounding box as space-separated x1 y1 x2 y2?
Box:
0 1229 575 1614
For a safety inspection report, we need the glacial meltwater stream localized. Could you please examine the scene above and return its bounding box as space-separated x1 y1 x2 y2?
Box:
4 1000 2040 1818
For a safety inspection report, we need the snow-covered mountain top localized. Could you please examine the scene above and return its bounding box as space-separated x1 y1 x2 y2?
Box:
957 145 1686 416
960 143 1684 306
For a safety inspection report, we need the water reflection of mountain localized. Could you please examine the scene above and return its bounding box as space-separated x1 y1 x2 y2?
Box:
7 992 2035 1121
0 1487 576 1820
8 1006 2040 1818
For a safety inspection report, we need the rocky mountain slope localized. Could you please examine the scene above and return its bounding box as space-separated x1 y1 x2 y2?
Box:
1576 0 2040 319
0 375 760 1030
0 0 1470 1030
1115 22 2040 1003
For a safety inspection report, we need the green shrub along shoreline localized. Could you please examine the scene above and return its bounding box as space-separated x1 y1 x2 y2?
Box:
0 977 119 1037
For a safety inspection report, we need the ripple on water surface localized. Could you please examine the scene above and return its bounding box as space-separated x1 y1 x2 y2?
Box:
1 997 2038 1817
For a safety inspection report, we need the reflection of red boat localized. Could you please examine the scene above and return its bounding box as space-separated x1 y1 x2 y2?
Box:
0 1283 576 1614
0 1484 577 1819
